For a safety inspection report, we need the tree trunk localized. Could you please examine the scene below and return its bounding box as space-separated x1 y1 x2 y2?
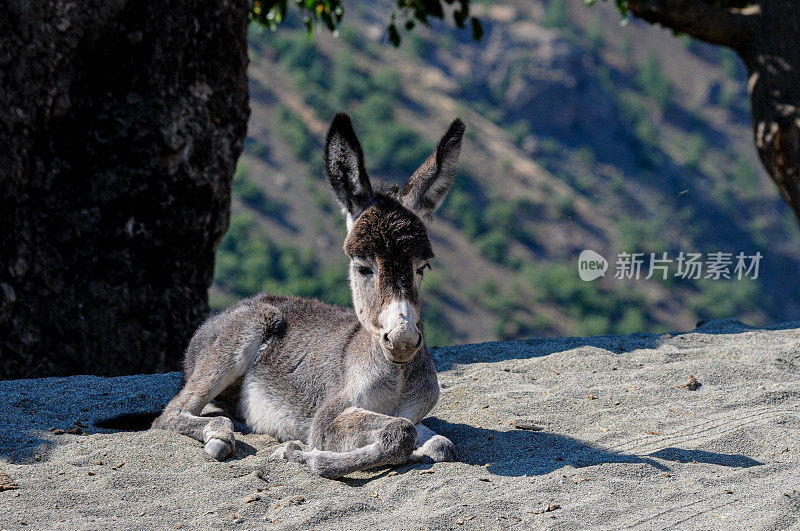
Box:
0 0 250 378
627 0 800 224
739 2 800 224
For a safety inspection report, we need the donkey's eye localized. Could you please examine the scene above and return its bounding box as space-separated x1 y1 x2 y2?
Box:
356 265 373 276
417 263 431 276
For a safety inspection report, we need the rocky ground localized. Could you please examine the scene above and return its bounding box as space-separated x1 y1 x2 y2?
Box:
1 318 799 529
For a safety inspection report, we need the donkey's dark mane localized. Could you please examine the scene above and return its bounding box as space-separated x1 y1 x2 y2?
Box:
344 194 433 262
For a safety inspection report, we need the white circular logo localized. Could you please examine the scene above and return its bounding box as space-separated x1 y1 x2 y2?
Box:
578 250 608 281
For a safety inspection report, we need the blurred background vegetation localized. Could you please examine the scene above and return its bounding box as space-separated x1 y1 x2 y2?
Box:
210 0 800 345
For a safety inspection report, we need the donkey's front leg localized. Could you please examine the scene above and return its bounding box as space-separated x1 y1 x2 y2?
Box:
409 423 456 464
270 398 417 478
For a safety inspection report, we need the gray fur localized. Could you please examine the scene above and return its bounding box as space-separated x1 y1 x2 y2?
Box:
152 114 464 478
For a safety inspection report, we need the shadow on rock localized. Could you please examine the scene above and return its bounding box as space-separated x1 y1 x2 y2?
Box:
649 447 762 467
1 436 56 465
424 418 670 477
94 412 160 431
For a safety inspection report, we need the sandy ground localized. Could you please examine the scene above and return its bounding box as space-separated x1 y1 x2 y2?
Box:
1 318 799 530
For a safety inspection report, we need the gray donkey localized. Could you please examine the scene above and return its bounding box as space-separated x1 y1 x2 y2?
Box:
152 113 465 478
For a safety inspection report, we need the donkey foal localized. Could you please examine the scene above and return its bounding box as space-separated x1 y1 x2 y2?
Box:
152 113 465 478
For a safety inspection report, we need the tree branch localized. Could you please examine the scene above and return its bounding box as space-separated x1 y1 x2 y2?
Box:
626 0 757 50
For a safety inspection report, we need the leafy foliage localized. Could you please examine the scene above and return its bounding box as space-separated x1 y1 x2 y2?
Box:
544 0 568 28
249 0 482 46
636 53 672 111
213 212 351 307
250 0 343 33
233 161 276 214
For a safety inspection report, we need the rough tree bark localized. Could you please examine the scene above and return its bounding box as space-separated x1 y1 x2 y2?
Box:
626 0 800 224
0 0 250 378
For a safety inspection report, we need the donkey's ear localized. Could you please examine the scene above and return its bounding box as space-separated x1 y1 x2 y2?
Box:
400 118 465 221
324 113 374 221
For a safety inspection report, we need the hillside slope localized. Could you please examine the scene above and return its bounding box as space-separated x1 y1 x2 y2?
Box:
211 0 800 345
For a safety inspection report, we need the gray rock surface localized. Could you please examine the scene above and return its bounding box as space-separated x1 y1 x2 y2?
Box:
1 319 799 529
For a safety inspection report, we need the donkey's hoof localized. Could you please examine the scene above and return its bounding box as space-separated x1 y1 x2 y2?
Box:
410 435 456 464
204 438 233 461
269 441 305 463
426 435 457 462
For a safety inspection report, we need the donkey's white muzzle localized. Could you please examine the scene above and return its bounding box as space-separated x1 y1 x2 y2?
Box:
379 300 422 363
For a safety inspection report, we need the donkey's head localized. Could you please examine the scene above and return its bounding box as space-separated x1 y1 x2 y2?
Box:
324 113 465 364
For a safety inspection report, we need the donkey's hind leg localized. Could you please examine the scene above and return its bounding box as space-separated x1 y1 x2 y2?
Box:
152 366 242 460
270 401 417 478
152 303 274 460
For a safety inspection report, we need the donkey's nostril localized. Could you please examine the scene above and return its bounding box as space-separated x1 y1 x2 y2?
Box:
383 333 390 344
